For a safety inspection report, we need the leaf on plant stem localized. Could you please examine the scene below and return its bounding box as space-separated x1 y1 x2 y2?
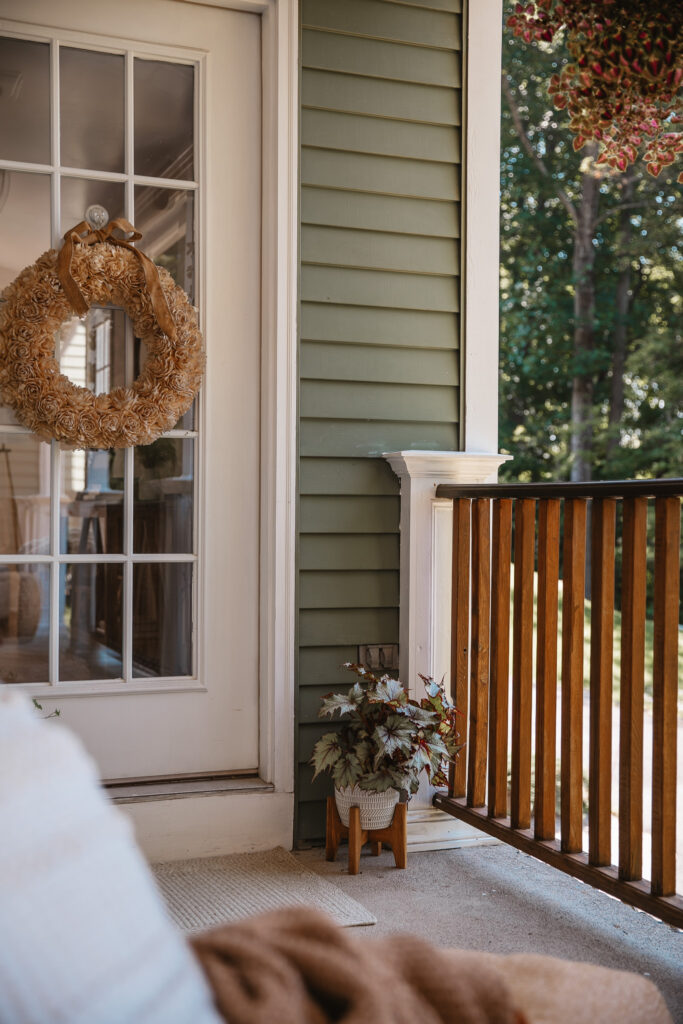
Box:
373 714 414 759
358 768 405 794
319 683 365 718
332 752 363 789
371 676 406 703
311 732 344 779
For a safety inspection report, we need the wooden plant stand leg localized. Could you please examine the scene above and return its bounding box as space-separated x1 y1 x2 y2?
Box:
325 797 407 874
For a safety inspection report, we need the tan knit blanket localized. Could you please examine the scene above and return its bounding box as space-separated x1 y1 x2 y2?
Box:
191 907 528 1024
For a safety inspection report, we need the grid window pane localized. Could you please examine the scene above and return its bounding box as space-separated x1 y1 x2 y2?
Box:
60 177 125 237
59 562 123 680
60 448 124 555
134 59 194 179
133 562 192 677
60 47 124 173
0 37 50 165
133 439 193 554
0 432 51 555
0 562 49 684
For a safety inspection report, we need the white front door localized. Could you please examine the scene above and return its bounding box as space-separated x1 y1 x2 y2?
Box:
0 0 262 780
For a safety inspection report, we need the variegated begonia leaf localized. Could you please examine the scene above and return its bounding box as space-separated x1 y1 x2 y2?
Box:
372 714 414 760
357 768 406 794
332 751 363 788
319 682 365 718
310 732 343 779
370 676 406 704
403 703 440 725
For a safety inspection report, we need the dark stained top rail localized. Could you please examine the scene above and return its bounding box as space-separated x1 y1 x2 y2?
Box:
435 478 683 501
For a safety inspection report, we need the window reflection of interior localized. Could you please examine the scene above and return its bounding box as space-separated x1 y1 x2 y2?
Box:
0 36 198 687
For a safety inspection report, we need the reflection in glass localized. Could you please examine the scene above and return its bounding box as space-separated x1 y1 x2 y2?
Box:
58 306 127 394
0 37 50 164
0 432 51 555
0 562 49 683
60 178 124 237
60 448 124 554
134 59 194 180
133 439 193 553
60 48 124 172
133 562 192 677
59 561 123 680
0 172 51 294
135 187 194 298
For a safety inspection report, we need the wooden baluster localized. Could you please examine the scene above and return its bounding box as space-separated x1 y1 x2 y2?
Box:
535 499 561 841
488 498 512 818
618 497 647 881
511 498 535 830
561 499 587 853
588 498 617 866
467 498 491 808
651 497 680 897
450 498 471 798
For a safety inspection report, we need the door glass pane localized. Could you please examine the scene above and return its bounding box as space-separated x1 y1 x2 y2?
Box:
59 562 123 680
0 432 51 555
0 37 50 165
60 449 124 554
135 186 195 298
134 59 194 180
132 562 192 677
60 47 124 172
0 562 50 683
0 171 52 425
133 439 193 553
58 306 127 394
60 177 125 236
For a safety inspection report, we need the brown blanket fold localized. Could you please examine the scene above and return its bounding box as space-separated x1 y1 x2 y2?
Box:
191 907 528 1024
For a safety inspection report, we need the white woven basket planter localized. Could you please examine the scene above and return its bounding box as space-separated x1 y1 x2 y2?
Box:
334 785 400 830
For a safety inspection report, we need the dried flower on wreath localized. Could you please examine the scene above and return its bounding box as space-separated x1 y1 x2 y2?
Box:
507 0 683 181
0 223 204 449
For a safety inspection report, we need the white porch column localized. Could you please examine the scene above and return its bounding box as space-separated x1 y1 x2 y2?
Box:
383 450 510 851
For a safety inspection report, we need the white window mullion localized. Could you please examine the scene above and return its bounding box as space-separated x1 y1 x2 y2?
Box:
48 441 60 684
123 445 134 683
50 38 60 244
125 49 134 222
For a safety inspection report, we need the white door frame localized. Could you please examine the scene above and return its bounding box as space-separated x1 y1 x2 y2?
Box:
165 0 299 798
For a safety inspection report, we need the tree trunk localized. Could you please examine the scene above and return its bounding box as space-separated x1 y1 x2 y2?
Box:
607 170 636 462
570 145 600 483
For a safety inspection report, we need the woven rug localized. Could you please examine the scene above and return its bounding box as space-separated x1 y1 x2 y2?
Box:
152 846 376 932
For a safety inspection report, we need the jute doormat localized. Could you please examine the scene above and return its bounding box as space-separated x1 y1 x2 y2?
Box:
152 846 376 932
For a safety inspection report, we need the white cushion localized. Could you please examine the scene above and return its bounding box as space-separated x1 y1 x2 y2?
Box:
0 691 221 1024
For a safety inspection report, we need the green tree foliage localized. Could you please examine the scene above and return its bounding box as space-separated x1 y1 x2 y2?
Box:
500 10 682 482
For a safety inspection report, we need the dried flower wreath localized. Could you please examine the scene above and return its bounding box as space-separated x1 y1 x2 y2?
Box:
0 219 205 449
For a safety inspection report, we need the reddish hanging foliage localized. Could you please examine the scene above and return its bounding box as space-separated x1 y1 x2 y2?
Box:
507 0 683 182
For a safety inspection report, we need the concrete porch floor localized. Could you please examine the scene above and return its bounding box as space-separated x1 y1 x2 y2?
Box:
295 843 683 1021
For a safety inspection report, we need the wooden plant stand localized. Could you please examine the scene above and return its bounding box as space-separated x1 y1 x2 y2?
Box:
325 796 407 875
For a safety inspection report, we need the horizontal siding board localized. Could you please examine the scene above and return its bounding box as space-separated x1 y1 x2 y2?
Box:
302 69 460 126
302 109 460 163
301 188 459 237
296 799 328 840
300 494 399 534
301 265 459 312
301 303 458 348
300 457 399 495
302 147 459 202
392 0 461 10
299 685 348 722
300 419 459 457
300 533 399 571
298 765 334 804
300 646 361 685
302 225 459 275
300 569 399 609
302 0 460 49
300 607 399 646
300 379 458 422
301 341 459 386
302 29 461 87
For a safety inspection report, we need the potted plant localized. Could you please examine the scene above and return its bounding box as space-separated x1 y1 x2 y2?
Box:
311 664 463 830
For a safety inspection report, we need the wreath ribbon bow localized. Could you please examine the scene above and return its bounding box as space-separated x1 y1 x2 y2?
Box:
57 218 177 341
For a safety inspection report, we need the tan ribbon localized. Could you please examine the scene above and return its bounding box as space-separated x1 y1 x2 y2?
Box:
57 218 176 341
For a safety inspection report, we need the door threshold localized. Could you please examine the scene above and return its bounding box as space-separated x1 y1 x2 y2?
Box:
107 775 273 804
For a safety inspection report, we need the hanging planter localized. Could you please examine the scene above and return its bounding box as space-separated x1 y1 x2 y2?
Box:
507 1 683 180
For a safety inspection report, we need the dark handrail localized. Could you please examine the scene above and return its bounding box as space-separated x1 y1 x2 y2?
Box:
436 478 683 500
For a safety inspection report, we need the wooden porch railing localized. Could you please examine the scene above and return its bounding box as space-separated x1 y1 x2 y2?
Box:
433 478 683 928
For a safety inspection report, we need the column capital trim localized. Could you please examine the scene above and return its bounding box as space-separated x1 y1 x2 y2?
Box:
383 450 511 483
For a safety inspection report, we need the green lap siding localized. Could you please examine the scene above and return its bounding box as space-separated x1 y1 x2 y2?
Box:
296 0 463 842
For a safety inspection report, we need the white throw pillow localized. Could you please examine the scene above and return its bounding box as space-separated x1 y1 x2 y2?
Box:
0 691 221 1024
